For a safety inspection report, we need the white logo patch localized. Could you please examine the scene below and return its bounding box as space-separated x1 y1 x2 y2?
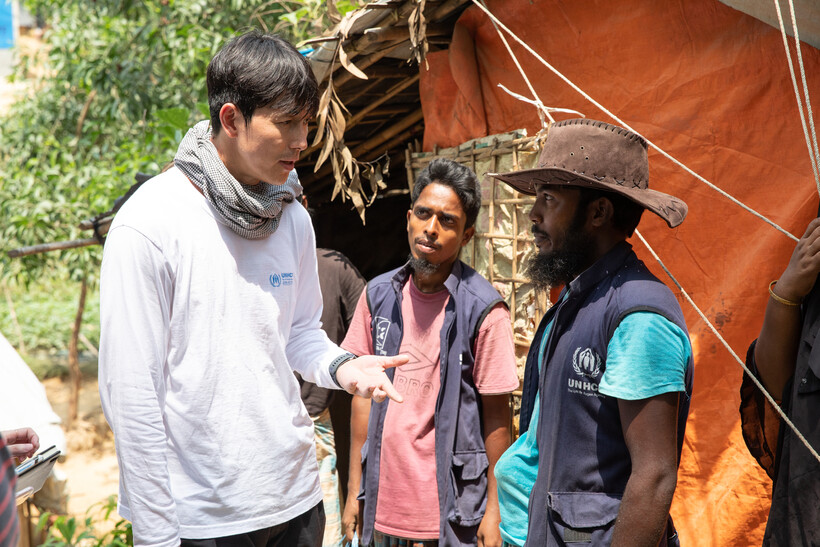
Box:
374 316 391 356
568 347 604 398
572 347 601 378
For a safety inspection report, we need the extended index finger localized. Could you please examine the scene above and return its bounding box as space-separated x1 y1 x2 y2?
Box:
379 354 409 369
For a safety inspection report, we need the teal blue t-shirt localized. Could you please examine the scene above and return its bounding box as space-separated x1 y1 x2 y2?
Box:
495 327 551 547
598 312 691 399
494 311 691 547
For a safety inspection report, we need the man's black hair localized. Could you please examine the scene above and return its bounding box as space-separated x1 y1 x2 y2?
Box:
207 30 319 134
577 188 644 237
411 158 481 229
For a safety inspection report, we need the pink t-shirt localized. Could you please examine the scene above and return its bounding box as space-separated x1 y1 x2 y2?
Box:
342 277 519 539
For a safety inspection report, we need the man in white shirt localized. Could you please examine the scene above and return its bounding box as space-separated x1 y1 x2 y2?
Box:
98 30 405 547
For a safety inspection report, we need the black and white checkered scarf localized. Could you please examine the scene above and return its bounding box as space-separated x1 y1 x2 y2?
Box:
174 120 302 240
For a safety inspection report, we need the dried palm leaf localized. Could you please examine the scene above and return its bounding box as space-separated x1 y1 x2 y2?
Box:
408 0 429 67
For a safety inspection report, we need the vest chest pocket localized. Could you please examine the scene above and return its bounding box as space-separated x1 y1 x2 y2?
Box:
546 492 621 545
447 450 489 526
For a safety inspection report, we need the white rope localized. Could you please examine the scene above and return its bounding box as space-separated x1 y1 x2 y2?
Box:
496 84 584 123
480 0 555 128
773 0 820 195
787 0 820 191
634 229 820 466
470 0 800 243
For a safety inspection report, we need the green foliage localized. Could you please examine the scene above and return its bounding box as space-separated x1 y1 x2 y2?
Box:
0 0 352 286
0 279 99 356
271 0 360 46
38 495 133 547
0 0 352 353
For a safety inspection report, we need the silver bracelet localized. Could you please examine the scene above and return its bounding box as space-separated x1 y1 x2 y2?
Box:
329 352 357 388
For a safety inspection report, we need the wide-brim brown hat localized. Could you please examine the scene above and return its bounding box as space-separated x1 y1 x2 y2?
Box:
488 119 687 228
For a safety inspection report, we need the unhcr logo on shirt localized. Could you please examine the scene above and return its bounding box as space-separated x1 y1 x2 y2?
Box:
568 347 604 398
269 273 294 288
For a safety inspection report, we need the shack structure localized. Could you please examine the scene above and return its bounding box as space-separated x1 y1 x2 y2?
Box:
8 0 820 544
298 0 820 545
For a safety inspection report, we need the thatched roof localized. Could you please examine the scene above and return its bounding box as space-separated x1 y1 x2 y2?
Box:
297 0 471 217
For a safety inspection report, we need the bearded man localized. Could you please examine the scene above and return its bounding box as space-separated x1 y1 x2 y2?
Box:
490 119 694 547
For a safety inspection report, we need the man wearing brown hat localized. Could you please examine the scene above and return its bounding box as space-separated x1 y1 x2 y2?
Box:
490 119 693 547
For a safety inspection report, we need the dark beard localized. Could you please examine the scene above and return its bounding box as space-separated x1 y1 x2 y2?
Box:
407 254 440 276
526 243 589 289
526 210 593 290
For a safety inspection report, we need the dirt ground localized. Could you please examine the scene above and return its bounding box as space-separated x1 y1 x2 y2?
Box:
42 376 120 518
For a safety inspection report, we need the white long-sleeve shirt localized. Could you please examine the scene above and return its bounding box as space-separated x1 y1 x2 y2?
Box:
98 167 346 547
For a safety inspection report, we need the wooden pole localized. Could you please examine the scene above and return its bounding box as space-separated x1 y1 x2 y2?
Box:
67 276 88 426
78 215 113 231
362 122 424 161
509 140 519 339
405 147 415 194
361 22 451 44
335 78 383 110
428 0 470 21
352 109 423 155
7 238 100 258
333 39 407 89
347 75 419 128
362 65 418 79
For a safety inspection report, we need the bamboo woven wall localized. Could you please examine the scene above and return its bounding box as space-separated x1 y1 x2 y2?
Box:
407 131 550 389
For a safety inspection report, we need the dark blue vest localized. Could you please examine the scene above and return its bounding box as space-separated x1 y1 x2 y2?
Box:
360 261 505 546
521 242 694 546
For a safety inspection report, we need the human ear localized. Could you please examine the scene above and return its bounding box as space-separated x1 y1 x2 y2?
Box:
218 104 243 138
461 226 475 246
589 197 615 228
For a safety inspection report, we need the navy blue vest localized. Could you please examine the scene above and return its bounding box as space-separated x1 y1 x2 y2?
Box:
361 261 505 546
521 242 694 546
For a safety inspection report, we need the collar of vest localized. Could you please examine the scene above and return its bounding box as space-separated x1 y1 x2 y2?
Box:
566 240 633 297
390 259 465 296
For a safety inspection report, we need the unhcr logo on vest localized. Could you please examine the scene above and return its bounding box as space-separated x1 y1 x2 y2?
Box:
572 347 601 378
374 316 391 356
568 347 603 398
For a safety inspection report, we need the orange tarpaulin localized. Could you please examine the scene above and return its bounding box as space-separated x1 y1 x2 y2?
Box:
420 0 820 544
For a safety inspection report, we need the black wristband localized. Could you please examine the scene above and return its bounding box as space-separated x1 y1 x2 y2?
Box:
329 352 357 388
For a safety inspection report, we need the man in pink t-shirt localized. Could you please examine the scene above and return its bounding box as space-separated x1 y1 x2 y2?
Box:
341 158 519 547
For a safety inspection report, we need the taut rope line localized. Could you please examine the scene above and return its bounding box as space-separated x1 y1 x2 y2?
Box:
772 0 820 195
469 0 799 243
479 0 554 127
635 229 820 467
